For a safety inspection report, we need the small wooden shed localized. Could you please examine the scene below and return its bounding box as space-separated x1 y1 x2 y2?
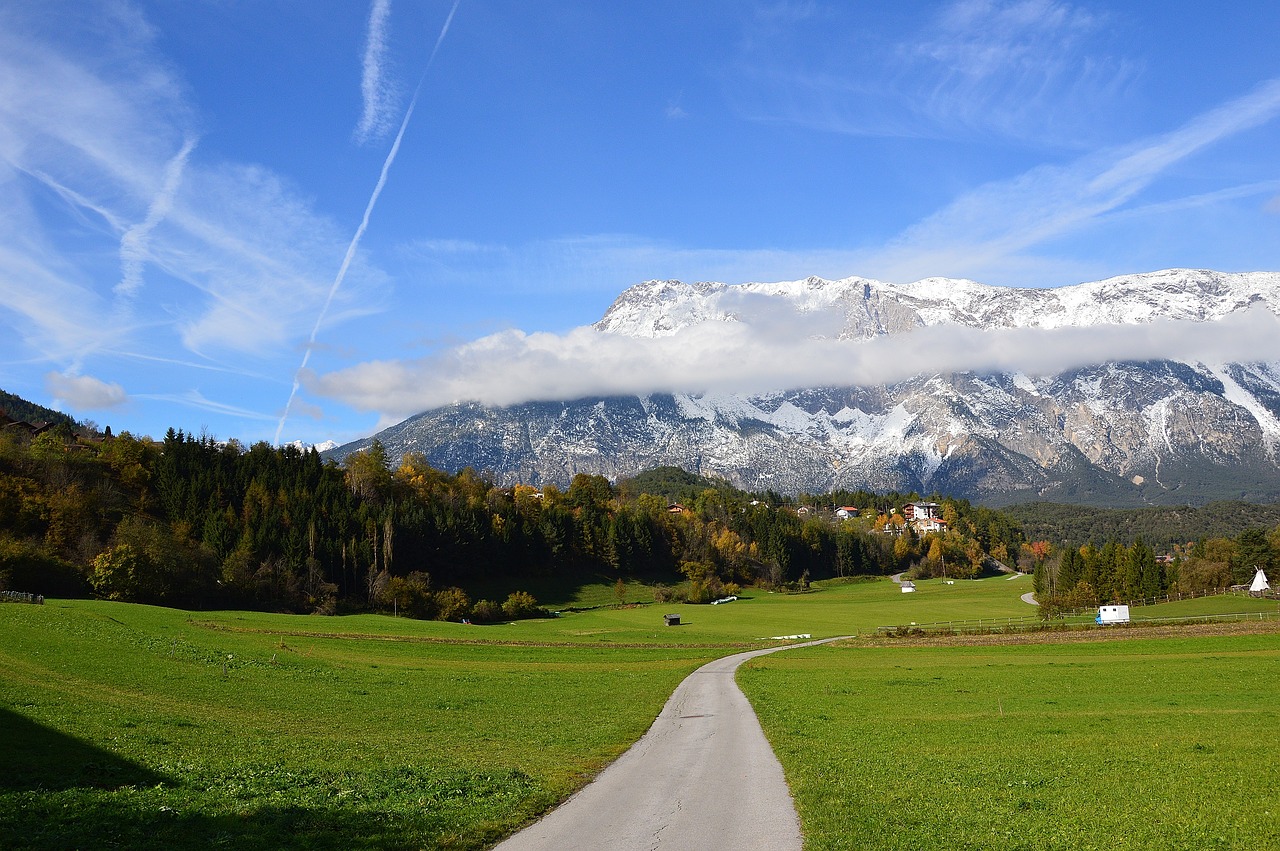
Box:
663 613 681 626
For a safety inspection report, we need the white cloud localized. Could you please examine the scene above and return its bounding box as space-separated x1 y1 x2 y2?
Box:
308 305 1280 419
45 371 127 410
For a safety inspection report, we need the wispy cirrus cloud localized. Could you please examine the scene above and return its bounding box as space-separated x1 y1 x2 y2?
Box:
134 389 280 422
858 77 1280 284
910 0 1125 135
0 1 383 372
403 77 1280 296
732 0 1137 144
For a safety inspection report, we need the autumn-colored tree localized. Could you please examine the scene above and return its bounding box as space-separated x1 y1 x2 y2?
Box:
380 570 435 619
434 586 472 621
344 441 393 504
90 544 150 601
502 590 544 620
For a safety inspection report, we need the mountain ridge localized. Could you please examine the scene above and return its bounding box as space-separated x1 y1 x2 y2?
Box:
594 268 1280 339
329 268 1280 507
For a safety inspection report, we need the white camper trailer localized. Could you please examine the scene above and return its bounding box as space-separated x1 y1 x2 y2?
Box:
1096 605 1130 625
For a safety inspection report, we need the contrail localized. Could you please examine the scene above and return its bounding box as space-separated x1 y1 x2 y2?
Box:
118 135 198 298
355 0 392 144
274 0 461 447
54 136 197 376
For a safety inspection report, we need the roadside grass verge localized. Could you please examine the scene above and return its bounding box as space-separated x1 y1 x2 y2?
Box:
739 629 1280 850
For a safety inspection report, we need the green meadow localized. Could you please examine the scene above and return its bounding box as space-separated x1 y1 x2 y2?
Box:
740 631 1280 850
0 601 717 849
3 575 1277 849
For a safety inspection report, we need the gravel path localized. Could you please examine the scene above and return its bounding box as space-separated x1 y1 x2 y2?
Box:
493 636 846 851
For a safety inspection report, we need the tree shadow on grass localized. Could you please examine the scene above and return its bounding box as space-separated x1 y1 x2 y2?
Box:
0 706 169 792
0 709 540 849
2 799 471 851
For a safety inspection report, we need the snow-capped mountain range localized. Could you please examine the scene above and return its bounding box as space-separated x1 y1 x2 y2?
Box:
331 269 1280 506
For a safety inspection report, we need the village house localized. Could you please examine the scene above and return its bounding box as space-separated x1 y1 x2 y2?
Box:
901 501 940 521
0 410 53 438
913 516 947 534
880 513 908 536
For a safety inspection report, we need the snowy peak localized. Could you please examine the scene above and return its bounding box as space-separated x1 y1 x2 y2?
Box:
284 439 338 453
338 268 1280 507
595 268 1280 339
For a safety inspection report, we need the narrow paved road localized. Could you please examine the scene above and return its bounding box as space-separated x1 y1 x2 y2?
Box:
493 636 847 851
1021 591 1038 606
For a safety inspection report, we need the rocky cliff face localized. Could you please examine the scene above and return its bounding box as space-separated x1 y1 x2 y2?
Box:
330 270 1280 507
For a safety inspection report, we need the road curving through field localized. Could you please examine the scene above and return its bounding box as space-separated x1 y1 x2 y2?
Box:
492 636 848 851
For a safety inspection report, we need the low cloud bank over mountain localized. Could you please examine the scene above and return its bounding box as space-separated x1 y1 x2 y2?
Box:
311 271 1280 420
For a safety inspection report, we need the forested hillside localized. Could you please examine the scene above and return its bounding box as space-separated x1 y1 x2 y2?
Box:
0 420 1023 619
0 390 79 431
7 408 1278 623
1006 501 1280 551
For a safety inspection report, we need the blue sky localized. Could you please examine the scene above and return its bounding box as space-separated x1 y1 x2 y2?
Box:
1 0 1278 447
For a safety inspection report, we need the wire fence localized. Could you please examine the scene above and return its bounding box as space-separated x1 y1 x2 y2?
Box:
0 590 44 605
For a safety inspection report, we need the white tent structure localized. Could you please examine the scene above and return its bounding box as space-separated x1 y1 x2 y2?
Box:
1249 567 1271 595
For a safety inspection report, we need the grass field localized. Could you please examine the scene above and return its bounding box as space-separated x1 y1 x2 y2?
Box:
184 573 1041 647
3 576 1277 849
740 628 1280 849
0 601 717 849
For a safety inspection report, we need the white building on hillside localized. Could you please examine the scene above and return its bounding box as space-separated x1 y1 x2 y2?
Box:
902 502 940 521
